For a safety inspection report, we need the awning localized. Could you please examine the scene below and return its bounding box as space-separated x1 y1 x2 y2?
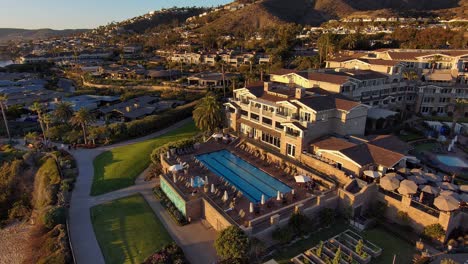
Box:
363 170 381 178
295 175 312 183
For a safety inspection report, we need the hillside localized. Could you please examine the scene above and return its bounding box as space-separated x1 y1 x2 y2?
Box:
0 28 88 43
199 0 466 32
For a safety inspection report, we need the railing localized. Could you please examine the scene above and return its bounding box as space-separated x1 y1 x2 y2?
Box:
250 106 260 113
262 110 273 117
378 187 402 201
410 200 440 218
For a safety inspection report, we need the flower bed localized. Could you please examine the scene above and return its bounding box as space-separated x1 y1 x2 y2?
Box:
153 187 188 226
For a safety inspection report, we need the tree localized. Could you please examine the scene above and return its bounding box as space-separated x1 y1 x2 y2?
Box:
214 226 250 261
288 211 308 234
423 223 445 240
70 108 95 144
316 241 323 257
193 94 223 133
332 247 342 264
441 259 459 264
355 239 364 256
42 113 53 139
30 102 47 142
54 101 74 123
0 94 11 141
448 98 467 138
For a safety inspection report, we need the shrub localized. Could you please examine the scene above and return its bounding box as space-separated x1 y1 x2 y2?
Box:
319 208 335 227
33 158 61 209
144 243 187 264
288 212 308 234
423 224 445 240
397 211 410 225
8 200 31 220
215 226 250 261
441 259 459 264
153 187 188 225
272 226 294 244
42 206 67 229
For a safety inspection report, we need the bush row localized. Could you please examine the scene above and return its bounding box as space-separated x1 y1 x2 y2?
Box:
153 187 188 226
144 242 187 264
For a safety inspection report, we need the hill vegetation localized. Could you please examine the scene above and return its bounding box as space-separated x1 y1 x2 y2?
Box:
0 28 88 43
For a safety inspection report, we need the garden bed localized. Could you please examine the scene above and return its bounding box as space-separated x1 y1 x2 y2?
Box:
153 187 188 226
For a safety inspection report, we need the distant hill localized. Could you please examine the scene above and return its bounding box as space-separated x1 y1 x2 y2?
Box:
199 0 466 32
0 28 88 43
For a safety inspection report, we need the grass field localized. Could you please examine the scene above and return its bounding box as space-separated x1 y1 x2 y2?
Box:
90 194 173 264
91 122 198 196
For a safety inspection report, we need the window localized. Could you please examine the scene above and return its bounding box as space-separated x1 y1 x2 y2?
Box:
241 110 248 117
301 112 311 122
423 97 434 103
251 113 259 121
275 122 284 130
286 127 300 137
262 117 272 126
437 107 444 113
287 143 296 157
261 132 280 148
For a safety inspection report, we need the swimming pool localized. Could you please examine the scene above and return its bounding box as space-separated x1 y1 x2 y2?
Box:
196 150 291 203
436 155 468 168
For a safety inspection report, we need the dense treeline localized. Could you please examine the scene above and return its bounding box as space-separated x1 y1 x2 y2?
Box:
391 27 467 49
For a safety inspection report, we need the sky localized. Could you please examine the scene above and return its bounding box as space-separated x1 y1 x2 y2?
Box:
0 0 232 30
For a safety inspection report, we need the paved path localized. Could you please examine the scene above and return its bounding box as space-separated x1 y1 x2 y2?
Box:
67 118 218 264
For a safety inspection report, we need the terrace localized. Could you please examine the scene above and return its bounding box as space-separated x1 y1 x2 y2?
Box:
159 137 333 230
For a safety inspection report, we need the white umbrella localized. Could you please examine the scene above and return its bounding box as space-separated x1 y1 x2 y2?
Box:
261 194 265 205
190 177 195 188
210 183 215 193
420 185 439 195
440 190 460 200
459 185 468 193
364 170 381 178
212 133 223 139
173 174 177 183
398 180 418 195
408 175 428 185
169 164 183 172
291 189 295 195
380 176 400 191
440 182 459 191
424 173 442 183
249 202 254 213
277 191 281 201
205 175 209 185
222 190 228 202
434 195 459 211
294 175 311 183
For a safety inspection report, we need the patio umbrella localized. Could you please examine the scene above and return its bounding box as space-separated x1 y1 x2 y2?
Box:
434 195 459 211
364 170 381 178
222 190 228 202
380 176 400 191
398 168 410 175
384 172 404 180
249 202 254 213
169 164 183 172
172 174 177 183
460 193 468 202
408 175 428 185
205 176 209 185
398 180 418 195
440 190 461 200
440 182 459 191
261 194 265 205
190 177 195 188
277 191 281 201
410 168 424 177
295 175 311 183
459 185 468 193
420 185 439 195
212 133 223 139
424 173 442 183
210 183 215 193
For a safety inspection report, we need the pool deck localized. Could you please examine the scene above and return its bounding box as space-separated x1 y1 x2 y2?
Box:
162 139 327 226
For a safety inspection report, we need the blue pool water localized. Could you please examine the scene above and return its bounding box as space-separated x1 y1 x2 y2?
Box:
192 176 204 188
196 150 291 203
436 155 468 168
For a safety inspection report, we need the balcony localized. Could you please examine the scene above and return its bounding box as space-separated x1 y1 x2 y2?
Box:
250 106 260 113
262 110 273 117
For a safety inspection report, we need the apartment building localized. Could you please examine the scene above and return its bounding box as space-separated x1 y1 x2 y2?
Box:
225 81 368 159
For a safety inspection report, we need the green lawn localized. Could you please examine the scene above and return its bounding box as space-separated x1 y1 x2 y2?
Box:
91 122 198 196
270 221 415 264
90 194 173 264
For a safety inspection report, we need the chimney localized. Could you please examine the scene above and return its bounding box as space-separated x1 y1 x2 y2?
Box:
295 88 305 99
264 82 271 92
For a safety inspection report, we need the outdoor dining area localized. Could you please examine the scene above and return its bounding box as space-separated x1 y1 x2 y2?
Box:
378 168 467 213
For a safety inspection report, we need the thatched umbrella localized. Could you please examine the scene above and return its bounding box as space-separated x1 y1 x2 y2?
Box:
398 180 418 195
420 185 439 195
440 182 459 191
424 173 442 183
380 176 400 191
434 195 459 212
408 175 428 185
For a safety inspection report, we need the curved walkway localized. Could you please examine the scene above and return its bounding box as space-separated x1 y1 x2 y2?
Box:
68 118 218 264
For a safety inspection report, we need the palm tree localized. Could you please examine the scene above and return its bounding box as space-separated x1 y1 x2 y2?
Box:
42 113 53 139
193 94 223 134
70 108 95 144
54 101 74 123
0 94 11 141
401 70 419 119
30 102 47 142
448 98 467 137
